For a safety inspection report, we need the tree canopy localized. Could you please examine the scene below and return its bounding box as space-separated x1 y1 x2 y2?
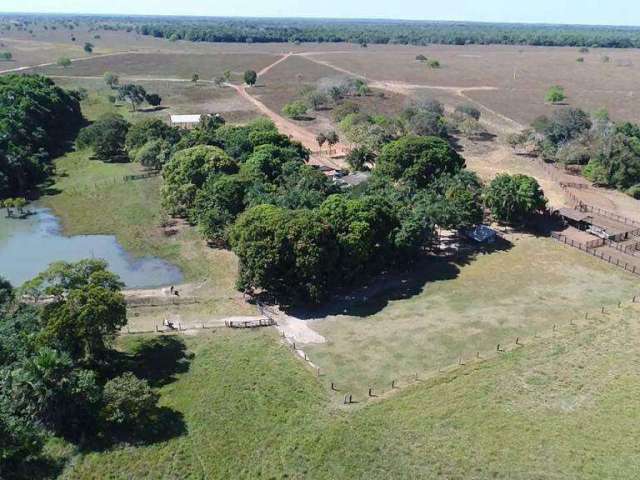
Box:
0 74 83 199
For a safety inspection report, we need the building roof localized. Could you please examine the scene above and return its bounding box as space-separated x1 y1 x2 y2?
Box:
170 114 202 124
339 171 371 186
557 207 591 223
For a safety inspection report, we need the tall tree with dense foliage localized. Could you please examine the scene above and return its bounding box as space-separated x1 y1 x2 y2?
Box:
77 113 130 162
24 260 126 365
117 83 147 111
375 135 465 188
244 70 257 86
0 74 83 199
484 174 547 224
162 145 237 216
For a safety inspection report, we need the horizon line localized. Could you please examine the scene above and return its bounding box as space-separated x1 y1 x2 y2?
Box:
1 11 640 29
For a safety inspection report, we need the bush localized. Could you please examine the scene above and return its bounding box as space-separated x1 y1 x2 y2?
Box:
626 184 640 199
545 85 566 103
282 100 309 120
331 101 360 122
102 373 158 430
454 104 481 120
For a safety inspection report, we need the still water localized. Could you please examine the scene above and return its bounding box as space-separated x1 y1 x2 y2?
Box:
0 208 183 288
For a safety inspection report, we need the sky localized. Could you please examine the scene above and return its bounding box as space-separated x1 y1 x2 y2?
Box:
1 0 640 27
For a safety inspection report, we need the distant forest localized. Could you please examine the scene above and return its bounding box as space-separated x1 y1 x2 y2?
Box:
4 14 640 48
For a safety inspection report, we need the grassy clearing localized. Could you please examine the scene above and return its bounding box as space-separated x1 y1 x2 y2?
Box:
305 234 640 399
58 304 640 479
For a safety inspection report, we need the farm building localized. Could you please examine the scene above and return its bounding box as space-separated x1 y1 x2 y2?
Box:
170 114 202 129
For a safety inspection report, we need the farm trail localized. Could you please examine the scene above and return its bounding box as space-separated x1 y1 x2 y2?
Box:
297 53 523 133
0 51 130 75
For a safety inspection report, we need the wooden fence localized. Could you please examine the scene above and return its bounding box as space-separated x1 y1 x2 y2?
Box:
551 232 640 276
225 318 276 328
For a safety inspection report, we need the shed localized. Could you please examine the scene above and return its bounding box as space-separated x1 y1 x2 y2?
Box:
170 114 202 129
557 207 592 230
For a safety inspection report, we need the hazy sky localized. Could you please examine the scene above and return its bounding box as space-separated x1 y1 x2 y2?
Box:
2 0 640 27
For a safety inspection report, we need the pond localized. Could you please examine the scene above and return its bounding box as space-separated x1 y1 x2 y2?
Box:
0 207 183 288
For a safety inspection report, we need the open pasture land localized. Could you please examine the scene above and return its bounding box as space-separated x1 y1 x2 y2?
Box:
303 234 640 400
309 44 640 125
59 304 640 479
33 52 280 81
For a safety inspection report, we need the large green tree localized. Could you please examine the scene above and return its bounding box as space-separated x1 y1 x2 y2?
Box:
484 174 547 224
0 74 83 199
162 145 237 216
375 135 465 188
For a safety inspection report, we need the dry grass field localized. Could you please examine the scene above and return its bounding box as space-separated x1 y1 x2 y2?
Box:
303 234 640 400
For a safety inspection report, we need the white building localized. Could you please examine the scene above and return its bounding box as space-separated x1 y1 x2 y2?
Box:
169 114 203 129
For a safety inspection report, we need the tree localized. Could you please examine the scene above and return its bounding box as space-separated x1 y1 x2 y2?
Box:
375 135 464 188
223 70 232 82
545 85 566 104
117 83 147 111
162 145 237 216
0 51 12 61
428 59 441 69
191 73 199 83
244 70 257 86
25 259 127 364
125 118 180 153
194 174 247 245
77 113 130 162
57 56 71 68
484 174 547 224
145 93 162 107
282 100 308 120
83 42 94 54
544 108 592 145
229 205 339 304
316 133 327 152
325 130 339 153
135 139 171 170
103 71 119 89
346 146 374 171
102 373 158 430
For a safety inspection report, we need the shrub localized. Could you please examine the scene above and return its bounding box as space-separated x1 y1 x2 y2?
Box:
282 100 309 120
102 373 158 430
455 104 481 120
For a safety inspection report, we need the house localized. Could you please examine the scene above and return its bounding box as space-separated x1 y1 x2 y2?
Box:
170 114 202 129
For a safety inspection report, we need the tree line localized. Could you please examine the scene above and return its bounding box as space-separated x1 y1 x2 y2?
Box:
509 106 640 197
133 18 640 48
0 74 84 200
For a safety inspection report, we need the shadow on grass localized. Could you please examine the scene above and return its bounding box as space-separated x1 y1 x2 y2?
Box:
288 236 513 319
127 335 192 388
2 456 66 480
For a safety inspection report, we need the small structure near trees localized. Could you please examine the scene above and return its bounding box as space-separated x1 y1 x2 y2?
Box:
170 114 203 129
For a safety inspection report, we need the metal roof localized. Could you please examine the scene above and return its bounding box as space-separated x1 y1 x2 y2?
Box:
557 208 591 223
170 114 202 124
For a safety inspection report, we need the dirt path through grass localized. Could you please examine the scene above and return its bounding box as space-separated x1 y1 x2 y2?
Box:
0 51 130 74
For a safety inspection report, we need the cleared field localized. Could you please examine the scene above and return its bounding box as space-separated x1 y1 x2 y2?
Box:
57 305 640 479
33 52 279 80
310 44 640 124
304 234 639 399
